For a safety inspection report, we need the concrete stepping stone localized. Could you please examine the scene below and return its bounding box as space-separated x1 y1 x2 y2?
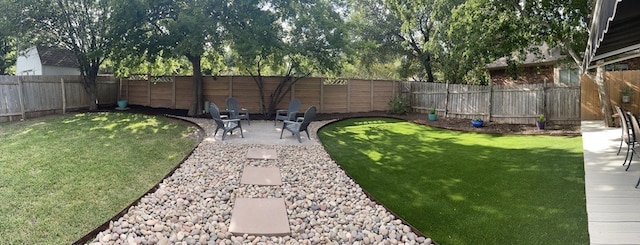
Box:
240 166 282 186
246 148 278 160
229 198 290 236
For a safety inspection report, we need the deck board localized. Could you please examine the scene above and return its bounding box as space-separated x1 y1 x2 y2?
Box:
582 121 640 245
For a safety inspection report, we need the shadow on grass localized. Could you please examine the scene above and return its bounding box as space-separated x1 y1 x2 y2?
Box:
319 118 588 245
0 112 196 245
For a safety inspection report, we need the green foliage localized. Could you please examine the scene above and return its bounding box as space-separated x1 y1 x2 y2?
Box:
227 0 349 115
0 113 196 244
319 118 588 245
387 95 409 115
438 0 591 83
8 0 129 109
538 114 546 122
429 106 436 114
0 2 16 75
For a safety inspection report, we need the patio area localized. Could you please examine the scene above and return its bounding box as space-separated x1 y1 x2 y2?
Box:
581 121 640 244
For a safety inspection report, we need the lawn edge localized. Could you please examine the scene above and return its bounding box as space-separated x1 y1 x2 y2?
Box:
72 114 205 245
318 116 440 245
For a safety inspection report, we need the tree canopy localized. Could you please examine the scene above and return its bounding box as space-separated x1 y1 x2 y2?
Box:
2 0 592 86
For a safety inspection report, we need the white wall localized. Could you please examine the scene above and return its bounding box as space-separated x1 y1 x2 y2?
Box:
42 65 80 76
16 46 81 75
16 47 42 75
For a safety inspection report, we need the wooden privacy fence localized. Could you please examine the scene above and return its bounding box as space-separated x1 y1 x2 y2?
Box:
0 75 119 122
119 75 399 114
402 81 581 124
581 70 640 120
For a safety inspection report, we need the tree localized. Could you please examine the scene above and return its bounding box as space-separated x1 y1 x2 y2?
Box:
342 0 405 80
442 0 598 117
228 0 347 116
441 0 590 81
110 0 227 116
11 0 118 110
0 1 16 75
384 0 439 82
0 36 14 75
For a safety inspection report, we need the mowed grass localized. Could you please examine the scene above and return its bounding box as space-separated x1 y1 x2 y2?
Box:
318 118 588 245
0 112 197 244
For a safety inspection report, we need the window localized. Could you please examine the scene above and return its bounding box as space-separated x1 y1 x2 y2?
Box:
559 68 580 86
606 64 629 71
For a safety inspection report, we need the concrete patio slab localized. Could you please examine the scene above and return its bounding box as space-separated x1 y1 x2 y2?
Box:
229 198 290 236
240 166 282 186
247 148 278 160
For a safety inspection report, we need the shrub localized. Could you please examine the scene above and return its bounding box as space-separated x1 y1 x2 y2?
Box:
388 95 408 115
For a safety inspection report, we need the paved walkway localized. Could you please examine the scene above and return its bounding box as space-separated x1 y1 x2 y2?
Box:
581 121 640 244
201 119 324 146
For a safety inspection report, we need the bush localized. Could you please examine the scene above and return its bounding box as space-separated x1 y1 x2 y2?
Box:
388 95 408 115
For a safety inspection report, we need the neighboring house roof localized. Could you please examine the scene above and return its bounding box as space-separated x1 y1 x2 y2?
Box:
485 44 565 70
37 46 79 68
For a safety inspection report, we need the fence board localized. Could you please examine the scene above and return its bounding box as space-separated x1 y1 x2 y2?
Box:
581 70 640 120
117 75 398 115
0 75 118 122
403 81 580 124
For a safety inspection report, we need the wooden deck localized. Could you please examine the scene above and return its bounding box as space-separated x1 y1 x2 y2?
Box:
582 121 640 244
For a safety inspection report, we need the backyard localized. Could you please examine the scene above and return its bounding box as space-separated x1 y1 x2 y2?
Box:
318 118 588 244
0 110 588 244
0 113 197 244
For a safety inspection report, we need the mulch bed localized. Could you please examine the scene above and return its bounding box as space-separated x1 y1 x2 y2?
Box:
101 105 581 136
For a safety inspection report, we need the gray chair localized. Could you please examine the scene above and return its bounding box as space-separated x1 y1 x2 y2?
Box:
275 99 301 125
226 97 250 125
210 103 243 140
626 111 640 171
615 106 634 166
280 106 316 143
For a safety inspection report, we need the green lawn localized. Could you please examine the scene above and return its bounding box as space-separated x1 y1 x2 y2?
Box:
318 118 588 245
0 113 197 244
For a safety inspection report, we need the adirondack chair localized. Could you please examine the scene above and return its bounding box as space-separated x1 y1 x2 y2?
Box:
280 106 316 143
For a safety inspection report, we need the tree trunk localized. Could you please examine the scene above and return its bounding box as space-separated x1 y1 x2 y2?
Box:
595 62 613 127
421 53 435 83
187 54 203 116
83 62 100 111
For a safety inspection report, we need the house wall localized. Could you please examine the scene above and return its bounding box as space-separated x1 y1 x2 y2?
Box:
42 66 80 76
488 65 554 85
16 47 43 75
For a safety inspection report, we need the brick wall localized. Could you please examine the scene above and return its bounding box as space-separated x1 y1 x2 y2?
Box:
488 65 554 85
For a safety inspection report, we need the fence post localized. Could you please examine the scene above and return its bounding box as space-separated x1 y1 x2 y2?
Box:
172 76 176 109
444 81 450 118
347 79 351 113
370 80 374 111
147 74 151 106
229 76 233 98
542 81 547 120
17 77 25 120
488 81 493 121
320 79 324 113
61 78 66 114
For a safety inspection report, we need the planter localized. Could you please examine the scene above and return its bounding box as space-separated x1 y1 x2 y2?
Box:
536 121 545 130
428 113 437 121
117 100 128 109
471 119 484 128
622 95 631 103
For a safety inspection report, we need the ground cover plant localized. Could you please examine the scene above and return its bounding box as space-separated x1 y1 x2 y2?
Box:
0 113 197 244
318 118 588 244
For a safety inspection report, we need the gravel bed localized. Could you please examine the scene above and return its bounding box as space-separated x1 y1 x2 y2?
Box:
88 118 433 245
